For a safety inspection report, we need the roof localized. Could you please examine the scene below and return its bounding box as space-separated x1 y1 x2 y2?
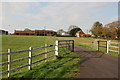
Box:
15 30 35 34
35 30 56 32
0 30 8 32
14 29 56 34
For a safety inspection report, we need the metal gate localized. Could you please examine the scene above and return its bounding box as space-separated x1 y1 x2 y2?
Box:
98 40 109 53
55 40 74 56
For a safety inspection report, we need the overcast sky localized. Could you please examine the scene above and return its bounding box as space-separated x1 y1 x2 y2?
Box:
0 1 119 33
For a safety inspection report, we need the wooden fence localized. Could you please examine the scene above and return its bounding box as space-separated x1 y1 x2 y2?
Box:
0 44 58 78
97 40 119 54
0 40 74 78
108 41 119 53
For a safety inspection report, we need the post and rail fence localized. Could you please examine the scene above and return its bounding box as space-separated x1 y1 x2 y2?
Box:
0 40 74 78
108 41 119 53
0 44 57 78
97 40 119 54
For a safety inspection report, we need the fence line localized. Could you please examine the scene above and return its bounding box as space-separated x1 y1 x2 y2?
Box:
0 44 57 77
97 40 119 54
0 40 74 78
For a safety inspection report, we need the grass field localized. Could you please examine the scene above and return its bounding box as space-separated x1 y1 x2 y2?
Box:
1 35 80 79
55 37 119 57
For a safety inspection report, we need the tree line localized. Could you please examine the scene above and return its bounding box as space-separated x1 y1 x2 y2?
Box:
90 21 120 39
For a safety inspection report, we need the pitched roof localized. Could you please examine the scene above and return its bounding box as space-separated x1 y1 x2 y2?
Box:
35 30 56 32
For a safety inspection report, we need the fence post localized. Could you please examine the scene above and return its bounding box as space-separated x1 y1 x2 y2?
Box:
45 44 47 62
118 41 120 56
8 49 11 78
68 40 70 51
72 40 74 52
29 47 32 70
98 41 100 51
107 40 110 53
93 40 96 50
55 40 59 57
68 40 71 51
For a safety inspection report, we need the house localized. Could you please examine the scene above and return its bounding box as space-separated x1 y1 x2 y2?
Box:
14 29 57 36
57 29 69 36
75 30 84 37
75 30 91 37
0 30 8 35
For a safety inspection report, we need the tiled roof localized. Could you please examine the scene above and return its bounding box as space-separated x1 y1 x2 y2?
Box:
14 30 56 34
35 30 56 32
15 30 35 33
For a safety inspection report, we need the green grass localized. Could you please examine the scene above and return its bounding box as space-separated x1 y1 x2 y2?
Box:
1 35 80 79
2 35 52 52
55 37 119 57
10 52 80 79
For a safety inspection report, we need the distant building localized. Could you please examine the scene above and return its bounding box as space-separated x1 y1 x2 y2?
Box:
14 30 35 35
61 32 69 36
35 30 56 36
14 29 57 36
57 29 69 36
75 30 91 37
0 30 8 35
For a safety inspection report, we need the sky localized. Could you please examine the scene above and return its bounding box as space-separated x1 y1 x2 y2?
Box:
0 1 119 34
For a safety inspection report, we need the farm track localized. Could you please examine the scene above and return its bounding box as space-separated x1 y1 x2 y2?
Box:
49 37 119 79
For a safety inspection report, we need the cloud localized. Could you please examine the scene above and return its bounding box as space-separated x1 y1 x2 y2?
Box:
0 3 2 28
1 0 119 2
1 2 118 33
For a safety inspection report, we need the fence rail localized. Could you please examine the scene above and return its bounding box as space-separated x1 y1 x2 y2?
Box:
110 42 119 44
109 46 119 48
0 44 57 78
0 45 56 55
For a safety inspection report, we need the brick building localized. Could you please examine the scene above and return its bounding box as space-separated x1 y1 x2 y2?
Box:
14 30 56 36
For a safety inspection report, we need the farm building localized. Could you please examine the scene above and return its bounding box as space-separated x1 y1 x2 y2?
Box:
14 29 57 36
75 30 91 37
0 30 8 35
